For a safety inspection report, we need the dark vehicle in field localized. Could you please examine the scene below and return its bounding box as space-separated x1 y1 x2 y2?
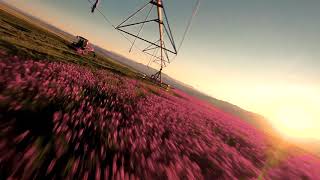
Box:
69 36 95 56
71 36 89 50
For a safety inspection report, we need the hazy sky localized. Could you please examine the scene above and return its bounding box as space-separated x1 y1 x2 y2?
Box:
4 0 320 140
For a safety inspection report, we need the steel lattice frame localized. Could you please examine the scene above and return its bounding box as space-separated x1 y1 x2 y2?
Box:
116 0 177 82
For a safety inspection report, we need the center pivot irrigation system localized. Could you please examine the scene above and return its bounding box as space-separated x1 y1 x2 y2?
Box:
89 0 201 83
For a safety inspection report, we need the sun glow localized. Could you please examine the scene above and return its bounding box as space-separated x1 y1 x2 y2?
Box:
206 83 320 141
272 105 318 140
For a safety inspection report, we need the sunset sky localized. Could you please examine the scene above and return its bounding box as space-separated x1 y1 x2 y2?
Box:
4 0 320 140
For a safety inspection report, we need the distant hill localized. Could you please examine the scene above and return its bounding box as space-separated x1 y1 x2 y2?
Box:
94 46 276 134
0 2 75 42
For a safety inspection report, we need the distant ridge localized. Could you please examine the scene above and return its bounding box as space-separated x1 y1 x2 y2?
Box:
1 2 73 38
94 45 276 135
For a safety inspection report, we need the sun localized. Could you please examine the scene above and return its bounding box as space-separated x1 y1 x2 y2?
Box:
272 105 319 140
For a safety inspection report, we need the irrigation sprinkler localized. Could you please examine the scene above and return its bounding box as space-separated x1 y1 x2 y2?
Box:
116 0 177 82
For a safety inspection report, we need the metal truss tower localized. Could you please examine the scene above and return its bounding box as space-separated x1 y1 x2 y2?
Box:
116 0 177 82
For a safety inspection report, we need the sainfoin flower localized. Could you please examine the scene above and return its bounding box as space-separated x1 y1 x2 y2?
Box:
0 55 319 179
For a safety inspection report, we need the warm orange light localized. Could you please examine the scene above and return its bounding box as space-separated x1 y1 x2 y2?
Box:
272 105 318 139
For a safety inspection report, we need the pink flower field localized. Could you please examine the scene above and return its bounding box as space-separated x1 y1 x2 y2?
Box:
0 55 320 179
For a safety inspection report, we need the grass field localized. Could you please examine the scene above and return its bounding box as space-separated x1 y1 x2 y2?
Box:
0 4 138 78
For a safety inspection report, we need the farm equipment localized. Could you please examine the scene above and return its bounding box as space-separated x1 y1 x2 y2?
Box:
70 36 95 55
88 0 200 83
71 36 88 49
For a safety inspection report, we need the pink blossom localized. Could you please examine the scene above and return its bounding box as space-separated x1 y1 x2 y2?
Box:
47 159 56 174
0 56 319 179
